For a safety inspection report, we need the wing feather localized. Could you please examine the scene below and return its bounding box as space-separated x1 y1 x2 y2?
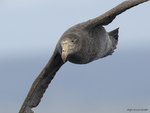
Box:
85 0 149 29
19 49 64 113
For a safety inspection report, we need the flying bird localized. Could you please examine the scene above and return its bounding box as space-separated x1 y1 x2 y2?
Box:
19 0 149 113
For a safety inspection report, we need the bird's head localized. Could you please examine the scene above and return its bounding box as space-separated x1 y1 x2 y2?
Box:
59 34 81 63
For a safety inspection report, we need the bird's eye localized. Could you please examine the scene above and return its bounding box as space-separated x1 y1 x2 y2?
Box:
71 39 77 43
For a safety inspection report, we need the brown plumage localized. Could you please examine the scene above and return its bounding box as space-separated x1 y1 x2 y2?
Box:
19 0 149 113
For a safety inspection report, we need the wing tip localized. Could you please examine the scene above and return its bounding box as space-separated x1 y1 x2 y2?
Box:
19 107 34 113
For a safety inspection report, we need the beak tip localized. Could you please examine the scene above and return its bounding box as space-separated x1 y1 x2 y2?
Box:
62 59 66 63
61 53 67 63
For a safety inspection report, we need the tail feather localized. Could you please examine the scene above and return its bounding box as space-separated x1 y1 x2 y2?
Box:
108 27 119 41
102 28 119 58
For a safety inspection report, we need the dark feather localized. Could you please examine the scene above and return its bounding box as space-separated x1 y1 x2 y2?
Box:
85 0 149 29
19 49 64 113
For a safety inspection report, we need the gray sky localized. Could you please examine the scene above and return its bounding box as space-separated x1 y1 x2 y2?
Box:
0 0 150 113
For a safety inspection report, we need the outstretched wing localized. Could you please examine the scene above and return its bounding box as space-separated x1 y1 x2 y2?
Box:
19 49 64 113
85 0 149 29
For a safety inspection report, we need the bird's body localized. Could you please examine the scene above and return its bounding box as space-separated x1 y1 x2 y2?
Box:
19 0 149 113
57 23 118 64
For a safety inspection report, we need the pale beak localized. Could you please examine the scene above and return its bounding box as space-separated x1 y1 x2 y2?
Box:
61 43 69 63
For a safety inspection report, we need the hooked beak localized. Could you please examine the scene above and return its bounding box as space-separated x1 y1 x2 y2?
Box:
61 43 69 63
